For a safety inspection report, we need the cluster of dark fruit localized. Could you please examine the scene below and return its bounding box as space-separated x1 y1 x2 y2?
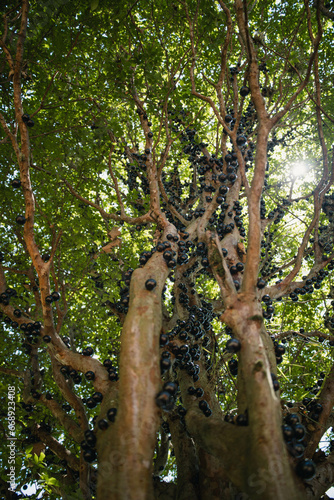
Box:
103 358 119 381
224 410 249 426
302 397 323 422
322 191 334 223
318 223 334 256
111 268 134 314
21 401 35 413
17 321 42 354
45 291 60 304
22 113 34 127
170 301 215 341
222 102 257 155
0 287 17 305
282 413 307 458
82 346 94 356
82 391 103 410
81 429 97 463
272 338 286 364
125 154 150 195
120 108 153 194
158 104 256 236
288 269 330 305
260 231 284 281
158 302 216 416
60 365 82 384
170 342 200 380
282 413 317 480
321 191 334 255
260 229 274 254
198 399 212 417
260 197 287 223
215 199 246 239
261 294 275 320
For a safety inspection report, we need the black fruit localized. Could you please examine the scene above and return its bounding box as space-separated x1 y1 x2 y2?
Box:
83 449 96 463
86 397 97 409
107 408 118 422
84 430 97 447
257 279 267 289
51 291 60 301
295 459 316 480
98 419 109 430
293 423 306 441
11 179 21 188
236 135 247 146
92 392 103 403
282 424 294 441
240 86 250 97
85 371 95 381
16 215 26 225
155 391 174 411
145 279 157 290
163 382 178 395
226 338 241 353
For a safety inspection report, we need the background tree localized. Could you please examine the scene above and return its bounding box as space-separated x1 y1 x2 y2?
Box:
1 0 334 499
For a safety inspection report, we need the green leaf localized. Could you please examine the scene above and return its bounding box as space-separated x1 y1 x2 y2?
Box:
91 0 99 11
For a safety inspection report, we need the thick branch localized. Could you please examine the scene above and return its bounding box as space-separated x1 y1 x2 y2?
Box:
306 362 334 457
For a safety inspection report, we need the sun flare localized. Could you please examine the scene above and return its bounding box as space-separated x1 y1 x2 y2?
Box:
291 161 308 177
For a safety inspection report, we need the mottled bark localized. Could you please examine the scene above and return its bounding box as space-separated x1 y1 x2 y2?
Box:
97 228 177 500
222 295 304 500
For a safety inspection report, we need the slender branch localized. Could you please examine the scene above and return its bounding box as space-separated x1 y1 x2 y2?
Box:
63 178 152 225
40 394 84 443
51 355 89 433
0 367 25 378
33 424 81 471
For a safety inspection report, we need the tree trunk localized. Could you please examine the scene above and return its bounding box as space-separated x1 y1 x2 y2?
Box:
223 294 304 500
96 233 177 500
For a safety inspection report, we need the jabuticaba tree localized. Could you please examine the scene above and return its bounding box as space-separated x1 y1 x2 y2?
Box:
1 0 334 499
